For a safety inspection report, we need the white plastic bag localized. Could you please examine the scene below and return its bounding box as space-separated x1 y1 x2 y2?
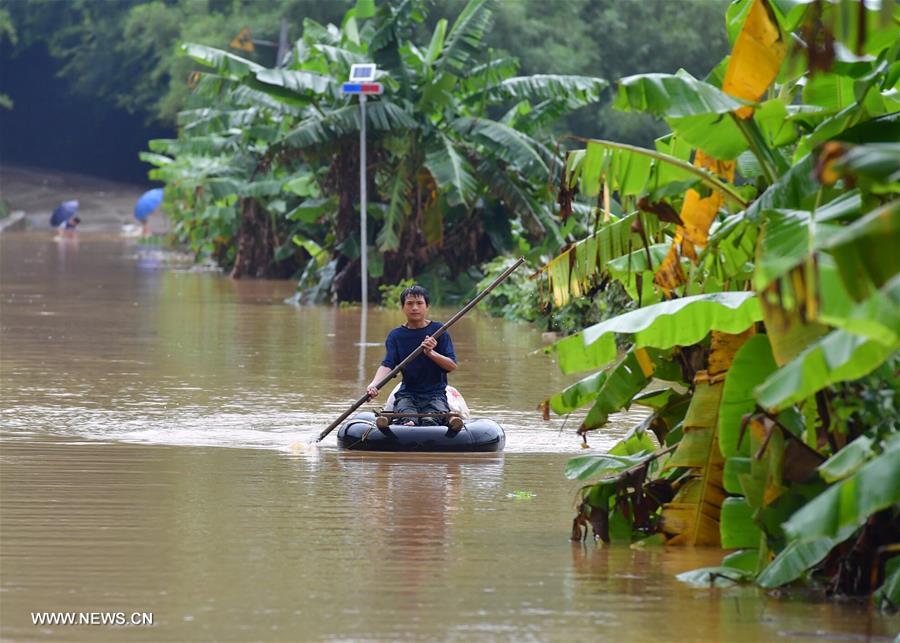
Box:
384 383 471 419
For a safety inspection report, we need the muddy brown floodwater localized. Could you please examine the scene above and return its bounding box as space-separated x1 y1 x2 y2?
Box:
1 220 898 640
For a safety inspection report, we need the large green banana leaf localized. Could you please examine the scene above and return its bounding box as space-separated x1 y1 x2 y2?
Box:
793 66 897 161
229 85 306 115
818 435 876 484
875 558 900 609
753 209 844 291
451 117 548 176
552 292 762 375
613 69 754 159
670 114 750 161
580 349 683 430
607 244 669 305
819 272 900 346
423 18 448 66
755 536 844 588
547 347 681 430
766 0 814 31
834 112 900 146
540 212 663 307
254 69 339 99
581 140 650 197
472 74 608 105
182 43 263 78
818 199 900 299
286 198 336 224
572 134 698 198
576 139 746 206
435 0 493 76
676 566 753 587
614 69 747 118
284 101 417 147
565 452 653 481
148 133 239 156
178 107 264 132
549 370 605 415
834 143 900 193
755 328 898 411
718 335 777 458
754 270 900 411
781 435 900 541
424 133 478 206
376 162 413 251
702 153 817 281
475 160 561 245
720 497 764 549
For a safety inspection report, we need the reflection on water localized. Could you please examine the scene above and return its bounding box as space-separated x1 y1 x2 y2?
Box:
2 232 898 641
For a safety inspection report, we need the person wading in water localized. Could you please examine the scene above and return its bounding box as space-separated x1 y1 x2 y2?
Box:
366 285 464 431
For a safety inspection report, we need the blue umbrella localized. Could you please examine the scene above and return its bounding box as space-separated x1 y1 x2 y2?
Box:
134 188 164 222
50 200 79 227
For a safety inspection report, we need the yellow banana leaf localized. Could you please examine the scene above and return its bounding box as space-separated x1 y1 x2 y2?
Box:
661 379 727 546
722 0 788 119
660 330 753 545
654 0 784 293
541 212 659 306
680 153 737 258
654 153 735 292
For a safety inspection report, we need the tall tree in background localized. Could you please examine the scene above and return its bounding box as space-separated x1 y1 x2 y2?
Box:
2 0 727 138
1 0 349 122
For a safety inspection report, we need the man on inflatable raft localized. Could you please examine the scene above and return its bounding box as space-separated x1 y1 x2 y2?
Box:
339 285 503 452
366 284 463 430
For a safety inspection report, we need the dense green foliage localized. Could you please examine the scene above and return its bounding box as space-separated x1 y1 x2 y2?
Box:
2 0 728 146
1 0 349 122
550 0 900 606
0 4 15 109
476 255 635 332
142 0 608 301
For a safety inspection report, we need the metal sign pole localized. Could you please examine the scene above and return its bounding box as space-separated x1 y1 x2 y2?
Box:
359 94 367 307
343 65 380 306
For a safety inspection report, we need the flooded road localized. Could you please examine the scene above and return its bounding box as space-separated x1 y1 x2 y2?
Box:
1 231 897 641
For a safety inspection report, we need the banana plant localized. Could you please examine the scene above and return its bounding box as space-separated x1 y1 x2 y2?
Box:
148 0 608 299
542 0 899 604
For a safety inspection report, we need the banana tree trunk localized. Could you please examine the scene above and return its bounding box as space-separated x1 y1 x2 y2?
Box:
231 197 278 279
659 328 755 545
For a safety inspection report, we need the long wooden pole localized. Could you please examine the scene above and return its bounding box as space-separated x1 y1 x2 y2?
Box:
315 256 525 443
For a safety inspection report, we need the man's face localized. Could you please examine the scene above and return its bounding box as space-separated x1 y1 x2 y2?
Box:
401 295 428 323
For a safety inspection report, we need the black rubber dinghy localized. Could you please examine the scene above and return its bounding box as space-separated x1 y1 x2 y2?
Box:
337 412 505 452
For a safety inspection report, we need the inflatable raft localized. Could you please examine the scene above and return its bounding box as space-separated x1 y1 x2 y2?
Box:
337 411 505 452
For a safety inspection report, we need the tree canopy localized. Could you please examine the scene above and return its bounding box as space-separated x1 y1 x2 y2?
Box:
2 0 729 146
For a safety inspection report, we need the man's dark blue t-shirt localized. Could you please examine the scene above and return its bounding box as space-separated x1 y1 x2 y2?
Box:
381 321 457 396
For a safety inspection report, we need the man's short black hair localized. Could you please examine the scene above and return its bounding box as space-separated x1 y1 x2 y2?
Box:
400 285 430 306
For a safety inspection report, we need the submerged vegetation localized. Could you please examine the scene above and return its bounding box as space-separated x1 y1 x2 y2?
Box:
542 0 899 606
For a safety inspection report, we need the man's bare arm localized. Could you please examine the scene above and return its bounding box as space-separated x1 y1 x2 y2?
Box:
422 335 457 372
366 365 393 397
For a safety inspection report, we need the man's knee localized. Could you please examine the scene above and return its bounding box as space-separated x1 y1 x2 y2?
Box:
420 395 449 425
393 395 417 424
